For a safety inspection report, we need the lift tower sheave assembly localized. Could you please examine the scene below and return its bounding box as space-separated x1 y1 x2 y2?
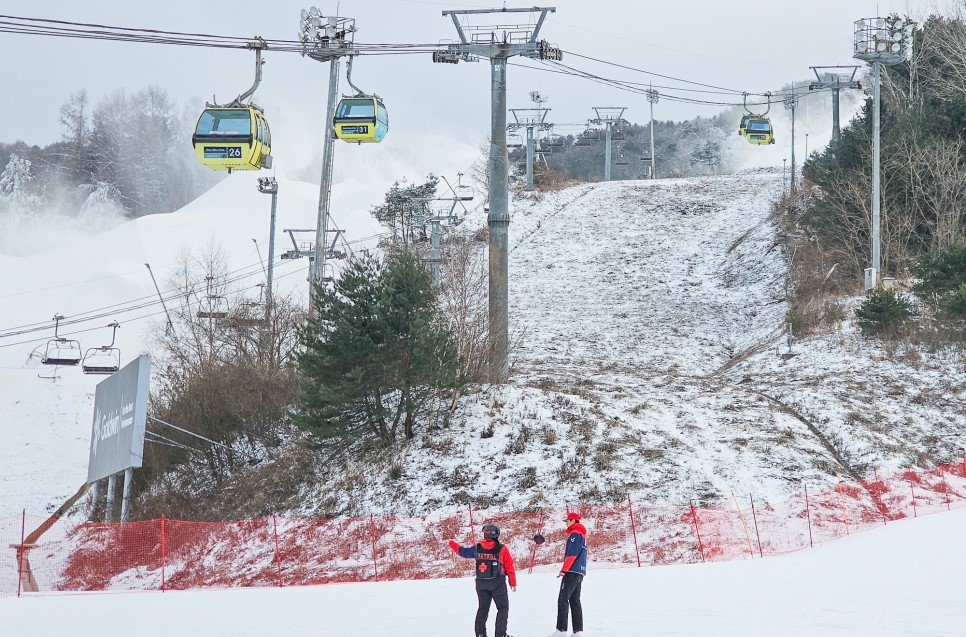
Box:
435 6 561 384
808 66 861 141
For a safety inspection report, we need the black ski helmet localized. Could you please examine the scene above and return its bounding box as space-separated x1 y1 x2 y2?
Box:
482 523 500 541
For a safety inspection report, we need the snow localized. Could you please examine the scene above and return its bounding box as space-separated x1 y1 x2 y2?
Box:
3 506 965 636
2 149 966 634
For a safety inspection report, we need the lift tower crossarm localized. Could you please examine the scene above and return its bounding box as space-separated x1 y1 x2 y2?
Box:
808 65 862 142
438 7 560 61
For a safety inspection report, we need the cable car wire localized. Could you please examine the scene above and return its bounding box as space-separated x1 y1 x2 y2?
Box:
0 14 823 104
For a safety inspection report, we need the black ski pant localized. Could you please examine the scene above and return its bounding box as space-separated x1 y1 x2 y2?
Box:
475 579 509 637
556 572 584 633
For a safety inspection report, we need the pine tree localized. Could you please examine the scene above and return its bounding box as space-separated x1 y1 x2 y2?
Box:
370 175 438 246
0 154 42 215
297 250 463 447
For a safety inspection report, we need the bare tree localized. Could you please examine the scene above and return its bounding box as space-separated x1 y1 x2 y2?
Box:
436 234 489 390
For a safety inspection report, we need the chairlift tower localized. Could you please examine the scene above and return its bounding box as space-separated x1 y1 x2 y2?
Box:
808 66 862 141
590 107 626 181
256 177 278 313
508 96 553 191
427 177 475 285
646 87 659 179
783 93 799 194
854 16 916 289
298 8 356 305
434 6 561 383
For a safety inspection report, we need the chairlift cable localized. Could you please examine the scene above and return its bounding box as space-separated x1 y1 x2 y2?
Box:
0 255 299 339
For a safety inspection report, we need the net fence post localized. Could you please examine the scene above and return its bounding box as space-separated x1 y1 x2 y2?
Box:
17 509 25 598
749 494 763 558
731 491 754 559
627 494 641 567
837 475 850 537
160 515 166 592
689 500 705 563
804 482 814 548
369 514 379 581
272 515 283 588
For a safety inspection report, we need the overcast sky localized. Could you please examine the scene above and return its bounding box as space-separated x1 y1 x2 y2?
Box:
0 0 939 175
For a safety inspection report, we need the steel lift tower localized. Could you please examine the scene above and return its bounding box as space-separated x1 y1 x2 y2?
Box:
590 107 627 181
298 7 356 303
853 16 916 289
646 87 659 179
508 91 553 192
434 6 561 383
808 66 862 141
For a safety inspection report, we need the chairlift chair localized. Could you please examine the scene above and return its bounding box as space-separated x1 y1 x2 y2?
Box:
232 285 266 328
41 314 82 366
82 322 121 375
197 276 229 320
197 297 229 320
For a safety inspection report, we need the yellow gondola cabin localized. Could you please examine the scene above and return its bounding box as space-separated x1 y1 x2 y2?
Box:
192 106 273 172
333 96 389 144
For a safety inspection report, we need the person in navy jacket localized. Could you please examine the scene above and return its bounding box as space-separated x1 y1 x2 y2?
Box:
449 523 517 637
549 512 587 636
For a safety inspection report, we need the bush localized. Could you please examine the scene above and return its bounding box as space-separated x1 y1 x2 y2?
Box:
856 289 914 334
913 243 966 299
940 284 966 317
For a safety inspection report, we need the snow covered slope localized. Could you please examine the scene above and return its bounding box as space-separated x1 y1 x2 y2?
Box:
313 172 966 515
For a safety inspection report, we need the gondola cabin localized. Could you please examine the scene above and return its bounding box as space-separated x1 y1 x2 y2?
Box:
738 114 751 137
333 96 388 144
744 118 775 145
192 106 273 172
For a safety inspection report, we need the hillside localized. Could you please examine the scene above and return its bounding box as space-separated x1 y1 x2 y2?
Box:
2 170 965 521
308 172 966 516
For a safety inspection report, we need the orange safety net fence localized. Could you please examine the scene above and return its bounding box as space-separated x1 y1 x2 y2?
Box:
3 464 966 596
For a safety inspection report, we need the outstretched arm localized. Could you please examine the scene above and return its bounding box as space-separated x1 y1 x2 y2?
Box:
448 540 478 559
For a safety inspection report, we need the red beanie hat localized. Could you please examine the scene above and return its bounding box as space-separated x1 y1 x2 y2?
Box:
565 512 581 522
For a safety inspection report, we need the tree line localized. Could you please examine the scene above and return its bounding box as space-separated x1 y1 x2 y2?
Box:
0 86 219 221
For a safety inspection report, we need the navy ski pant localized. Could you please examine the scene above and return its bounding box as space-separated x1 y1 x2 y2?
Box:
556 572 584 633
475 580 509 637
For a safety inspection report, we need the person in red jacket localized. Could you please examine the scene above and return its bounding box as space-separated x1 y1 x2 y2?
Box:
549 512 587 636
449 523 517 637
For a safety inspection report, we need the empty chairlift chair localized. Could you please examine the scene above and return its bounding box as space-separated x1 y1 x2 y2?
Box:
41 314 82 366
82 322 121 375
197 275 229 320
